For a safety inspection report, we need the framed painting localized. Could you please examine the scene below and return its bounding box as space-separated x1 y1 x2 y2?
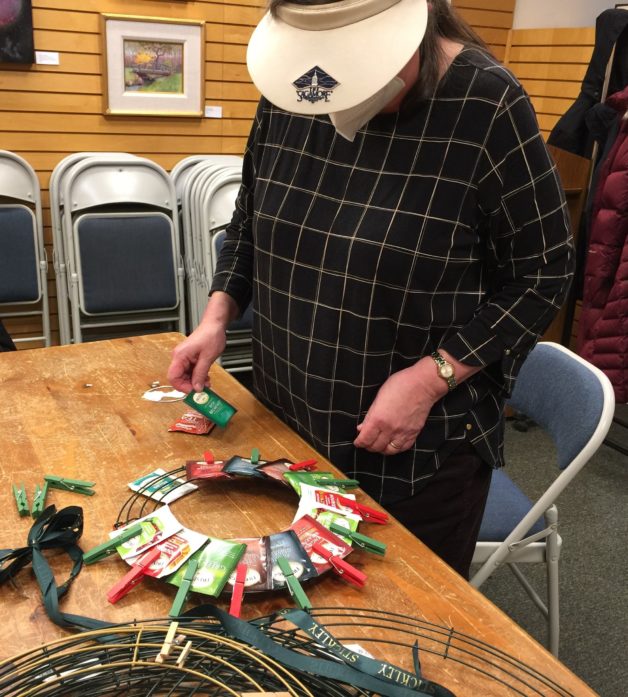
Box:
0 0 35 64
101 14 204 117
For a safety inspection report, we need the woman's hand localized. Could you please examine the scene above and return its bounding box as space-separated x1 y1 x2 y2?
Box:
353 358 448 455
167 291 239 393
167 322 227 394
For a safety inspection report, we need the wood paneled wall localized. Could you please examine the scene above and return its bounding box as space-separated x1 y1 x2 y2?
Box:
1 0 262 347
4 1 593 349
452 0 516 62
506 27 595 139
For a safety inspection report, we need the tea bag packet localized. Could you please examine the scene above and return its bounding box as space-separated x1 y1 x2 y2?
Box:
184 388 236 427
223 455 267 479
130 528 208 579
167 537 247 597
294 483 360 520
128 468 198 504
290 514 353 574
227 537 271 592
185 459 230 480
168 411 215 434
268 530 318 590
111 506 183 560
256 459 293 483
283 471 355 495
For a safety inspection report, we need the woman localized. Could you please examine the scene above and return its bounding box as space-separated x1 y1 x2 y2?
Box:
168 0 574 578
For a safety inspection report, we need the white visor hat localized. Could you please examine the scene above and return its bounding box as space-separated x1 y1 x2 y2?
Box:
247 0 429 114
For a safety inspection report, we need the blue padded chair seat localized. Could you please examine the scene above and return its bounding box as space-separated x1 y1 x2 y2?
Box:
0 206 39 303
478 469 545 542
77 214 177 314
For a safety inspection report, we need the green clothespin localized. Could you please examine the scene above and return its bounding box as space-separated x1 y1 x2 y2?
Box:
83 522 144 565
250 448 260 465
318 476 360 489
330 523 387 557
44 474 95 496
12 484 28 517
31 481 48 519
169 558 199 618
277 557 311 611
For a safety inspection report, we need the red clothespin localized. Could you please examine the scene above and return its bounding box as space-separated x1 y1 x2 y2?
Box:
311 542 367 588
203 450 214 464
289 459 318 471
336 495 389 524
106 547 160 604
229 563 247 618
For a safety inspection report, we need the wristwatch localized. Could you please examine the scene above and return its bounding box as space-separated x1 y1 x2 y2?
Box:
431 351 457 391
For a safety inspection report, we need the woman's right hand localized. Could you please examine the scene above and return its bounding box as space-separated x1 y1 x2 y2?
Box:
167 291 239 393
167 322 227 394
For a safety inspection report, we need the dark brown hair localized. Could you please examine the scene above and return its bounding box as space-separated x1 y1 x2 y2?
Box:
268 0 490 104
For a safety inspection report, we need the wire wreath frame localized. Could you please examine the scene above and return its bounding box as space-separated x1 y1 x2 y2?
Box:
0 608 574 697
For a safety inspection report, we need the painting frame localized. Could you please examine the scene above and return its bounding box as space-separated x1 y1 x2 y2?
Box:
101 14 204 117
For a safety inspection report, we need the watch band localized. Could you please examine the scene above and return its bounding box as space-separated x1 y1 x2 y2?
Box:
431 351 457 391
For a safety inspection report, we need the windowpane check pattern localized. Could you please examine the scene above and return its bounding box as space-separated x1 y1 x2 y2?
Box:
212 49 574 505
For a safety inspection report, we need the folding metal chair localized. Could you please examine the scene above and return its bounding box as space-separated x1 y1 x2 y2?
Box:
0 150 50 347
471 342 615 656
60 156 185 343
49 152 139 344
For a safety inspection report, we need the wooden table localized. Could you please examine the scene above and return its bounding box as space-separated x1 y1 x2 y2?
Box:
0 334 594 696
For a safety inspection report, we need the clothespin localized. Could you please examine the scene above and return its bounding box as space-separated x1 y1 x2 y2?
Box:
318 477 360 489
155 621 179 663
336 495 388 524
44 475 95 496
276 557 312 611
169 558 199 618
83 522 144 565
106 547 160 604
229 563 247 618
12 484 28 517
203 450 214 464
311 542 367 588
250 448 260 465
31 482 48 519
288 459 317 471
176 640 193 667
329 523 387 556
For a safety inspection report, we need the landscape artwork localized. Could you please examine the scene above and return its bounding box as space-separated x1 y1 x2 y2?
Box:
123 39 185 94
0 0 35 64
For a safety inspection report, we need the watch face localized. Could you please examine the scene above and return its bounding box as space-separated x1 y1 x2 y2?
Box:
440 364 454 378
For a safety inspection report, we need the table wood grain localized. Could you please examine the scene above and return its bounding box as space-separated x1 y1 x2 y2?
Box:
0 334 595 696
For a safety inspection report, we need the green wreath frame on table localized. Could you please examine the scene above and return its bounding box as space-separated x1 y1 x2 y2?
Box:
82 450 389 615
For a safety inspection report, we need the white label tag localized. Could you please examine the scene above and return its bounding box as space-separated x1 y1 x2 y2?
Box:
35 51 60 65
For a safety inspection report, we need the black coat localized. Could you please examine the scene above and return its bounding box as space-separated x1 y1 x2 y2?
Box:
548 9 628 158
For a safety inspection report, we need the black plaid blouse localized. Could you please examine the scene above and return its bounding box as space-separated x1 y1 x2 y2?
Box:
211 48 574 505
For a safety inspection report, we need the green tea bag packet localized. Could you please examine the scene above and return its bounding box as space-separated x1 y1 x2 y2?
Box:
283 471 354 495
128 468 197 504
112 505 183 560
167 538 246 597
184 388 236 427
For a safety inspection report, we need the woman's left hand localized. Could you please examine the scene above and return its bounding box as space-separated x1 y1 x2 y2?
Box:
353 358 448 455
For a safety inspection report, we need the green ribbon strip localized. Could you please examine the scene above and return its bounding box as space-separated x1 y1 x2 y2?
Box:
0 505 109 631
185 604 456 697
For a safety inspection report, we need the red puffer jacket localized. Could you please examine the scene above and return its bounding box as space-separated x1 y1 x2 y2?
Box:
578 86 628 403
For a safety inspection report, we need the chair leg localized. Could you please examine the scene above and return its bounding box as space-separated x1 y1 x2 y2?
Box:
545 506 560 657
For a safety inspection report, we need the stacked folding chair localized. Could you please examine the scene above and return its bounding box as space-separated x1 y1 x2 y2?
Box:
172 155 252 373
50 153 185 344
0 150 51 347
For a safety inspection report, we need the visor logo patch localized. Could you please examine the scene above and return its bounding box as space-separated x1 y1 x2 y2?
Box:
293 66 339 104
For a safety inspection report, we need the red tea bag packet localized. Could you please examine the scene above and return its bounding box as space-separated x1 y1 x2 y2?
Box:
168 411 215 435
